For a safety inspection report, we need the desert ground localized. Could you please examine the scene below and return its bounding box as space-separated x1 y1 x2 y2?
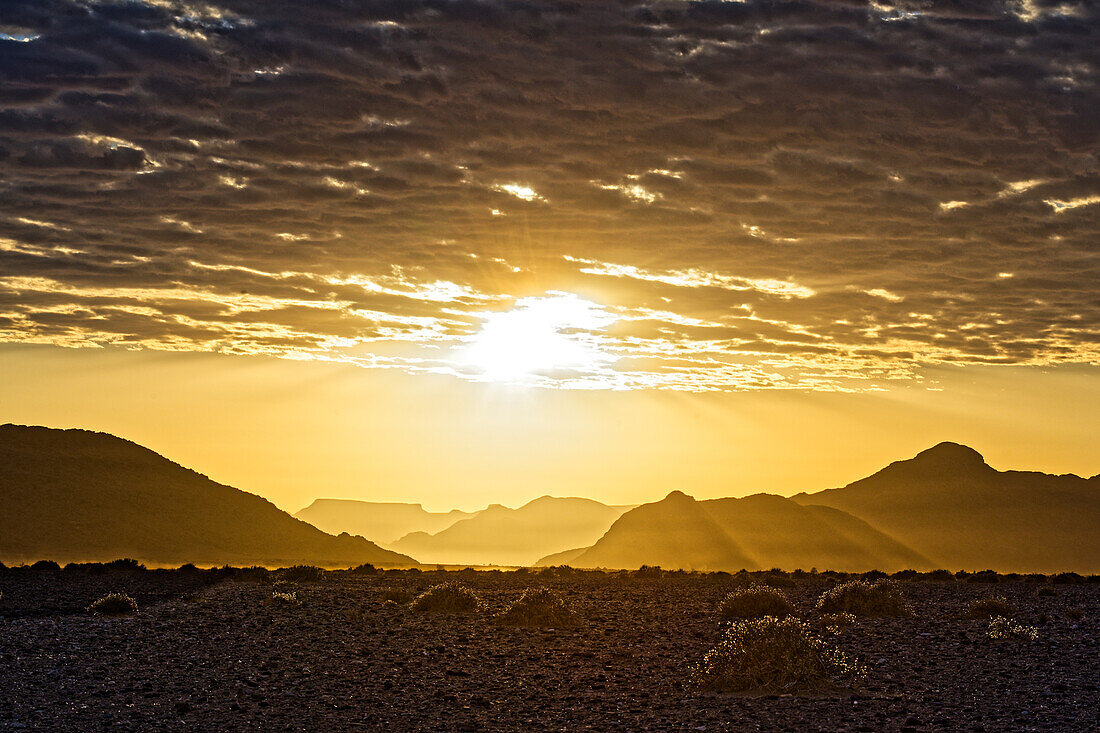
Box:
1 565 1097 732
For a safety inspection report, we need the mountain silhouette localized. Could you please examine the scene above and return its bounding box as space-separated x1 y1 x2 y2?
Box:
0 425 414 567
566 490 930 572
792 442 1100 573
389 496 632 566
295 499 477 545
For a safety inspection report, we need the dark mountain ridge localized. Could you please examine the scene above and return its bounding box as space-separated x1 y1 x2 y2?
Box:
0 424 414 567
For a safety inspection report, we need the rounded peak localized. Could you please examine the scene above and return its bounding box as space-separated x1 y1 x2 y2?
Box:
911 442 987 468
661 489 695 503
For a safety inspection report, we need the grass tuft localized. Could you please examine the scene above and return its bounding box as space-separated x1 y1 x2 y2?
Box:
88 592 138 616
693 616 867 694
410 582 481 613
496 587 580 627
964 596 1015 619
816 580 911 617
719 585 795 620
987 616 1038 640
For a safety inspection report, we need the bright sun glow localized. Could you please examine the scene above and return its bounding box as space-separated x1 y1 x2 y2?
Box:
461 293 616 382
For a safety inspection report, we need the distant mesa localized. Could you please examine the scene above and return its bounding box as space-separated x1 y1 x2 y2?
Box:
388 496 634 567
0 424 415 568
295 499 477 545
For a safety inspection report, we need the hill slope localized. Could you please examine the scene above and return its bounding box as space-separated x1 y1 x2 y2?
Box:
792 442 1100 573
295 499 476 545
0 425 415 567
389 496 632 566
570 490 930 572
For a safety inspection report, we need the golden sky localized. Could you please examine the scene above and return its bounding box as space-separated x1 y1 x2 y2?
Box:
0 1 1097 510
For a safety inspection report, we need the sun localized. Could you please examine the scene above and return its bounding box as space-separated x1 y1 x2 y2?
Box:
461 293 616 382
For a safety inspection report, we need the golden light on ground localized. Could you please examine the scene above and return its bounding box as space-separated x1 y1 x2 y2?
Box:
460 293 616 383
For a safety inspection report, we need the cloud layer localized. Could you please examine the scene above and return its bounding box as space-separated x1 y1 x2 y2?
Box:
0 0 1097 390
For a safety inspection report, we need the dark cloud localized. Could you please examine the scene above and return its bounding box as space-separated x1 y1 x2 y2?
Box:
0 0 1096 389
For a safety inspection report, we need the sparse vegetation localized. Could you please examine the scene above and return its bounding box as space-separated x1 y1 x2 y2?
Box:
987 616 1038 641
928 569 955 582
633 565 664 579
693 616 867 693
816 613 857 632
410 582 481 613
964 596 1015 619
88 592 138 616
1051 572 1085 585
381 588 413 605
268 589 300 606
719 585 795 620
496 587 580 627
816 580 911 617
1065 607 1084 621
281 565 324 583
967 570 1001 583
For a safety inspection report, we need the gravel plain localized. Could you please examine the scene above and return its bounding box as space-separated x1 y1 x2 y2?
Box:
0 567 1097 732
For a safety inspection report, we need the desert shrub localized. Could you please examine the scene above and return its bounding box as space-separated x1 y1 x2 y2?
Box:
268 589 300 606
281 566 324 583
928 569 955 582
177 563 200 573
1036 612 1051 625
693 617 867 693
633 565 664 579
1036 585 1056 598
1023 573 1047 583
410 582 481 613
1065 607 1084 621
860 570 888 582
1087 575 1100 584
816 613 857 632
964 596 1015 619
88 592 138 616
987 616 1038 640
31 559 61 573
496 588 580 627
1051 572 1084 585
106 558 145 572
891 569 919 581
349 563 378 575
719 585 795 620
967 570 1001 583
381 588 413 605
816 580 911 617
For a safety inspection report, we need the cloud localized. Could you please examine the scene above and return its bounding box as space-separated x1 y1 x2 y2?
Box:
0 0 1096 391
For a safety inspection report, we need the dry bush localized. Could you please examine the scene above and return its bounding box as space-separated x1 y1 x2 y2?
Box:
1051 572 1084 585
693 617 867 694
88 592 138 616
1065 608 1084 621
410 582 481 613
381 588 413 605
633 565 664 579
719 585 795 620
268 589 300 606
928 569 955 582
967 570 1001 583
987 616 1038 640
816 580 911 617
816 612 857 632
281 566 324 583
964 596 1015 619
496 588 580 627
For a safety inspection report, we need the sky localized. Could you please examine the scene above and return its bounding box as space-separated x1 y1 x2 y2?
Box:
0 0 1097 511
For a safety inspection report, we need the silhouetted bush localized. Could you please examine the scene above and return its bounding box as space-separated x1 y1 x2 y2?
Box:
928 570 955 582
30 560 61 573
967 570 1000 583
410 582 481 613
496 588 580 627
964 596 1015 619
987 616 1037 640
381 589 413 604
64 562 109 575
349 563 378 575
693 617 867 693
891 569 919 581
1023 573 1048 583
860 570 888 582
106 558 145 572
719 585 795 620
281 566 324 583
633 565 663 579
88 592 138 616
816 580 911 617
1051 572 1084 585
177 563 200 573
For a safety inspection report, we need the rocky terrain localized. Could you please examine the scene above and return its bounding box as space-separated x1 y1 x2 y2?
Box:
1 566 1097 731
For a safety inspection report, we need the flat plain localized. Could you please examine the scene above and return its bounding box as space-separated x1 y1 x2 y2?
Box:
1 566 1097 732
